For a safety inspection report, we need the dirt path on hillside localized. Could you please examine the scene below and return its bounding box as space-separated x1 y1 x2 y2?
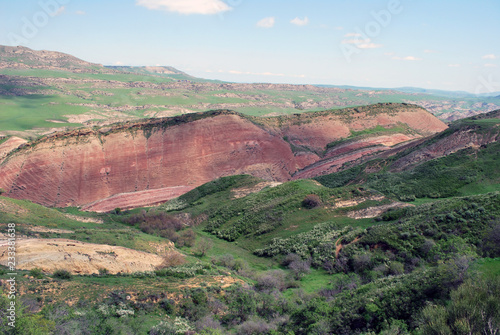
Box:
335 236 360 258
347 202 414 219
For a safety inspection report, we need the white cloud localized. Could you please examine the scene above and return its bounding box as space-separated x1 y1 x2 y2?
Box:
424 49 437 53
344 33 361 37
256 17 275 28
223 70 305 78
358 43 382 49
485 64 498 68
136 0 231 15
54 6 66 16
75 10 86 15
114 61 123 65
482 54 497 60
229 70 284 76
290 17 309 26
448 64 460 67
229 70 245 74
334 26 344 30
342 38 370 44
260 72 285 76
384 52 395 56
392 56 422 61
341 37 382 49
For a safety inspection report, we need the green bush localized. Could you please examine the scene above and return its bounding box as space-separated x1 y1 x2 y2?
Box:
29 268 44 279
302 194 322 209
418 276 500 335
53 269 72 280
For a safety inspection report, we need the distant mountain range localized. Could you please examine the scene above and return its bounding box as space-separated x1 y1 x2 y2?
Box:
0 45 499 138
318 84 500 99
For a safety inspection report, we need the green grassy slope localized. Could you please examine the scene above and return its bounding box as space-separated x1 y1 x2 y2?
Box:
1 134 499 333
316 113 500 201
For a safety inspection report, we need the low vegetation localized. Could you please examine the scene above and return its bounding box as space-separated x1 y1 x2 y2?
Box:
1 114 499 334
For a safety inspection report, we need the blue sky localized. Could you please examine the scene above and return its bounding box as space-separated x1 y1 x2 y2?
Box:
0 0 499 92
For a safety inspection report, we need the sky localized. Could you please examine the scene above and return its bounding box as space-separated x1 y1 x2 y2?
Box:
0 0 499 93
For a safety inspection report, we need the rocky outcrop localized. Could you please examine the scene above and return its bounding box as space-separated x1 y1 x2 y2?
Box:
0 136 27 162
390 111 500 172
0 105 447 210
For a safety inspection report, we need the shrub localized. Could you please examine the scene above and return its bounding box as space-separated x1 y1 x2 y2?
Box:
194 238 213 257
481 222 500 257
352 253 373 273
388 261 405 275
157 251 186 269
215 254 235 269
29 268 44 279
177 229 196 248
419 239 436 256
418 276 500 335
281 253 301 267
53 269 72 280
98 268 109 276
195 315 222 332
149 321 176 335
289 260 311 279
399 194 416 202
255 270 287 292
225 287 257 322
159 299 175 315
134 211 185 243
232 259 248 272
302 194 322 209
236 318 276 335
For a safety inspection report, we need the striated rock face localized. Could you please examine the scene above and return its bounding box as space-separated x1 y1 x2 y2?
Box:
390 125 500 172
0 113 299 208
0 105 447 210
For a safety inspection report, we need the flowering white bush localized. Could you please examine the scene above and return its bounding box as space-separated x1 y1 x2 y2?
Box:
96 302 134 318
174 317 193 334
161 262 212 278
162 198 188 211
116 302 135 317
255 222 352 259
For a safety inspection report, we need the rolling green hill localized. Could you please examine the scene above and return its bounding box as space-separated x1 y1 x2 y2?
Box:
1 47 500 334
1 45 499 138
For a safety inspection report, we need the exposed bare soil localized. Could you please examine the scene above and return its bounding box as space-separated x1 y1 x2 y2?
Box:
0 238 171 274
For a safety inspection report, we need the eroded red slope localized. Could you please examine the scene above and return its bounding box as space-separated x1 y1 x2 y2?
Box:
0 105 447 211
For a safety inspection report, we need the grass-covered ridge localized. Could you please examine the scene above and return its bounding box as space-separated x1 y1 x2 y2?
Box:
0 196 169 254
316 114 500 200
1 102 430 160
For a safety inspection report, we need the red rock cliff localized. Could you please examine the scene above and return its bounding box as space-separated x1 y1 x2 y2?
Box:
0 105 447 210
